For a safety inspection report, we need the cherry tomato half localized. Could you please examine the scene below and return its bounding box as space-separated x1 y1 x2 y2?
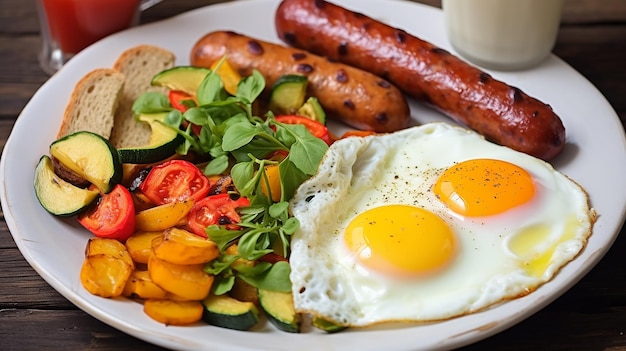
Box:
140 160 210 205
187 193 250 237
77 184 135 241
275 115 332 145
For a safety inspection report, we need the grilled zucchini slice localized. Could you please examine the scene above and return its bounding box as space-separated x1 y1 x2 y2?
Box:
49 131 122 193
33 155 99 216
258 288 301 333
202 294 260 331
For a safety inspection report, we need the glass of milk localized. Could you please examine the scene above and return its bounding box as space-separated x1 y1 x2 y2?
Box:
442 0 564 71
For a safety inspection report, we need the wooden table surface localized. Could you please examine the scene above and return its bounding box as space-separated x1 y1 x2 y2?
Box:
1 0 625 350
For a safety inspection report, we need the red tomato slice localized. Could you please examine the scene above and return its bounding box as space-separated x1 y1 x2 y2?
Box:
77 184 135 241
169 90 195 112
187 194 250 237
169 90 202 135
140 160 210 205
275 115 332 145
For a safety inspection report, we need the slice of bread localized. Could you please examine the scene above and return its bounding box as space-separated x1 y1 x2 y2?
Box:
57 68 124 139
109 45 176 149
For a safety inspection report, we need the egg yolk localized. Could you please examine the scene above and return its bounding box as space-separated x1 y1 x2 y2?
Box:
433 159 535 217
344 205 456 277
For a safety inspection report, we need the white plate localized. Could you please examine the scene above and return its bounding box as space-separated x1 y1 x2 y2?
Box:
2 0 625 350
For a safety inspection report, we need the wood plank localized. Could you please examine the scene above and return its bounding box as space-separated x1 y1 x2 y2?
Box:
0 220 11 247
0 246 75 308
554 26 626 115
0 35 47 118
0 309 167 351
562 0 626 23
0 0 38 34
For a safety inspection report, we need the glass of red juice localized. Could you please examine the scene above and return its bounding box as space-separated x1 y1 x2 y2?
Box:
35 0 163 75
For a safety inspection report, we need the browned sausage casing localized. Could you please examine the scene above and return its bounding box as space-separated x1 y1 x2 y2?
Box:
275 0 566 160
190 31 411 133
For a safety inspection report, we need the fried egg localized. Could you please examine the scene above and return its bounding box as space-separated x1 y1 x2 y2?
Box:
288 122 596 327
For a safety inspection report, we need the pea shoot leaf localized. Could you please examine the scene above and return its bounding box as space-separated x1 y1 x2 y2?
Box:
197 70 226 106
132 92 172 114
203 154 230 175
236 70 265 103
279 155 310 201
221 122 264 151
236 261 292 293
230 160 256 198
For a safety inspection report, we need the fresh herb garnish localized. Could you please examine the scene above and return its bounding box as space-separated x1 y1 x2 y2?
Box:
132 61 328 294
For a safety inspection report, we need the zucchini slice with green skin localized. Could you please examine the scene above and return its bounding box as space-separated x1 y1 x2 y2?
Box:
202 294 260 331
49 131 122 194
268 74 308 115
257 288 301 333
151 66 212 95
312 316 348 333
34 155 100 216
118 113 184 164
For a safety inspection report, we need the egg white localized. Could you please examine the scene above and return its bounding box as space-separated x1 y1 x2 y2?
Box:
288 122 595 327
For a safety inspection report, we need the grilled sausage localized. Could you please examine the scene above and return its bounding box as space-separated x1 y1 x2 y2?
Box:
275 0 566 160
190 31 411 133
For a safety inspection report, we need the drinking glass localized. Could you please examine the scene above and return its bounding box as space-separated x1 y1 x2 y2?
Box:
36 0 164 75
442 0 564 71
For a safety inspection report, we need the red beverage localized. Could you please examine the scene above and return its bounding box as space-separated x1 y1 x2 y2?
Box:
41 0 141 54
